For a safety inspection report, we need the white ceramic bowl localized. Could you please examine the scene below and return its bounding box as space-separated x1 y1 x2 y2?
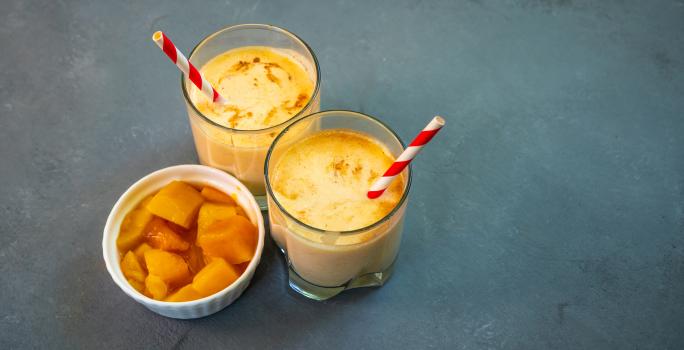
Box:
102 164 265 319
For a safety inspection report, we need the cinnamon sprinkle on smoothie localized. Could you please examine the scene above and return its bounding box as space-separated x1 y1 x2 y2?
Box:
190 46 314 130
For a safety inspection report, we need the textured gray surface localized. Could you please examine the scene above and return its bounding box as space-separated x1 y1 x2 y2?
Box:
1 0 683 349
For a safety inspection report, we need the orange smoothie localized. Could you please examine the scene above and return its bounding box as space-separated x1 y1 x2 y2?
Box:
269 130 406 287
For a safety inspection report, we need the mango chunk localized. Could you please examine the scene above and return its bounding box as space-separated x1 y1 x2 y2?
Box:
198 203 238 231
201 186 237 205
128 278 145 293
197 215 257 264
145 274 168 300
121 251 147 283
165 284 203 302
116 197 154 251
146 181 204 229
133 243 153 268
192 259 240 297
144 249 191 286
144 217 190 252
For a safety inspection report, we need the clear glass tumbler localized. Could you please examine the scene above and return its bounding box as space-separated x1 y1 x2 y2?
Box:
182 24 321 209
265 110 412 300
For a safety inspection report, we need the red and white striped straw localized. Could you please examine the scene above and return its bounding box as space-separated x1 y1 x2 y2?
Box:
152 31 228 104
367 116 445 199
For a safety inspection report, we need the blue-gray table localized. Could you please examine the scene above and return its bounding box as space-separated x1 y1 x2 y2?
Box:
1 0 683 349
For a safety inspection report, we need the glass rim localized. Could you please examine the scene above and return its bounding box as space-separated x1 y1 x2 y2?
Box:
180 23 322 134
264 110 413 236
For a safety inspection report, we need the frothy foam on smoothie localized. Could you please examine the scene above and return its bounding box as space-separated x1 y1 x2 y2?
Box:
190 46 314 130
272 130 405 232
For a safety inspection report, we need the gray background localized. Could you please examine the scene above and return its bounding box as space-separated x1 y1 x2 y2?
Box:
1 0 683 349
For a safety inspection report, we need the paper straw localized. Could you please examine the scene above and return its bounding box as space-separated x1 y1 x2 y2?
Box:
367 116 445 199
152 31 228 104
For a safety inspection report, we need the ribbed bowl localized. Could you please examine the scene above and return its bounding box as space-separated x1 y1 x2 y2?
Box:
102 165 265 319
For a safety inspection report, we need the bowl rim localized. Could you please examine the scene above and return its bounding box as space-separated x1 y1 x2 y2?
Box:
102 164 265 308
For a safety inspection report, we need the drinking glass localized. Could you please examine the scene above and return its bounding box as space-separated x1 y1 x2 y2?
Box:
182 24 321 209
265 110 411 300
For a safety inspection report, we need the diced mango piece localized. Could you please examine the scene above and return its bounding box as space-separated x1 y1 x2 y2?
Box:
116 197 154 251
145 274 168 300
200 186 236 205
165 284 203 302
121 251 146 283
144 217 190 252
128 278 145 293
144 249 191 286
133 243 153 267
146 181 204 229
197 215 257 264
192 259 240 297
182 244 206 275
198 202 238 231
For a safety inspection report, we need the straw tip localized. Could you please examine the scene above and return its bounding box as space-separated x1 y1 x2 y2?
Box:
367 190 383 199
434 115 445 126
152 31 163 41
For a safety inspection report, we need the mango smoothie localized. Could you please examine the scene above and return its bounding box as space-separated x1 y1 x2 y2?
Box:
268 128 408 291
186 45 319 195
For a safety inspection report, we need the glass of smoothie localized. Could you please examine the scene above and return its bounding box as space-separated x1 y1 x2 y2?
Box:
182 24 321 208
265 110 411 300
